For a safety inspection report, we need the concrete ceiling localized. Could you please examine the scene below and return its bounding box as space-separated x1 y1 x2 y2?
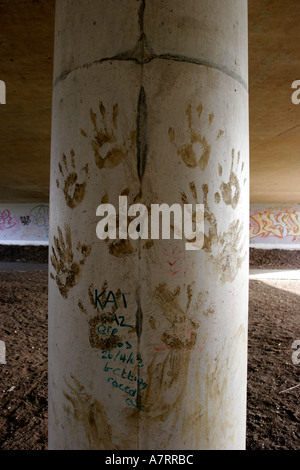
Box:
0 0 299 204
249 0 300 203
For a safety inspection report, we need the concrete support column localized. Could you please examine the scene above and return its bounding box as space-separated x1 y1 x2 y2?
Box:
48 0 249 450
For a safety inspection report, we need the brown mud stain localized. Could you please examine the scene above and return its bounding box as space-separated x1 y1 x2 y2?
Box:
143 287 214 443
195 290 216 316
78 283 122 351
88 314 121 350
145 282 200 429
101 188 154 258
50 225 91 298
148 316 156 330
108 239 135 258
63 374 117 450
201 184 246 284
169 103 224 171
219 149 244 210
201 183 221 253
101 189 135 258
56 149 88 209
178 324 246 448
80 101 136 170
180 181 201 230
201 324 247 446
153 282 199 350
142 240 154 250
214 192 221 204
142 350 191 440
212 219 246 284
203 307 215 316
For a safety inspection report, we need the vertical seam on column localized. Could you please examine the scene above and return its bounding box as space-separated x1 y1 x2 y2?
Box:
136 0 147 450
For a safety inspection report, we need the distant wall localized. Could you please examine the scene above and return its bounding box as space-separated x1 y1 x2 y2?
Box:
0 204 49 245
1 203 300 249
250 204 300 250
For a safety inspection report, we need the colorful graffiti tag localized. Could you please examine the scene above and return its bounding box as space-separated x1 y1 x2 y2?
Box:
0 204 49 244
0 209 17 231
250 206 300 242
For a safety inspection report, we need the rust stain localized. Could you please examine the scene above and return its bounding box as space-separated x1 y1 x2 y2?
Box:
80 101 135 170
50 225 91 298
56 149 88 209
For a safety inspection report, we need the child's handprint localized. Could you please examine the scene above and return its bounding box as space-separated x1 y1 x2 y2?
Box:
80 101 136 170
219 149 245 210
152 282 199 350
50 224 91 298
169 103 224 171
56 149 88 209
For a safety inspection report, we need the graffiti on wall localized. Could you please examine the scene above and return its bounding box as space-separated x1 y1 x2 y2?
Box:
250 206 300 243
0 204 49 244
0 209 17 231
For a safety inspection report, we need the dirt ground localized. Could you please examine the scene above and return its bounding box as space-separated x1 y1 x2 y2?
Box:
0 248 299 450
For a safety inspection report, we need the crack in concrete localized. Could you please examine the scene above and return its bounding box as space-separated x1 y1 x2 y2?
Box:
53 0 248 93
136 86 148 184
53 51 248 92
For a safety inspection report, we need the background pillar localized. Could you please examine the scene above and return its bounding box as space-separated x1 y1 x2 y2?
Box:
49 0 249 450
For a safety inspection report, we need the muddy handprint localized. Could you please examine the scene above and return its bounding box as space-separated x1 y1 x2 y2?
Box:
50 225 91 298
56 149 88 209
80 101 136 170
219 149 245 210
63 374 116 450
169 103 224 171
